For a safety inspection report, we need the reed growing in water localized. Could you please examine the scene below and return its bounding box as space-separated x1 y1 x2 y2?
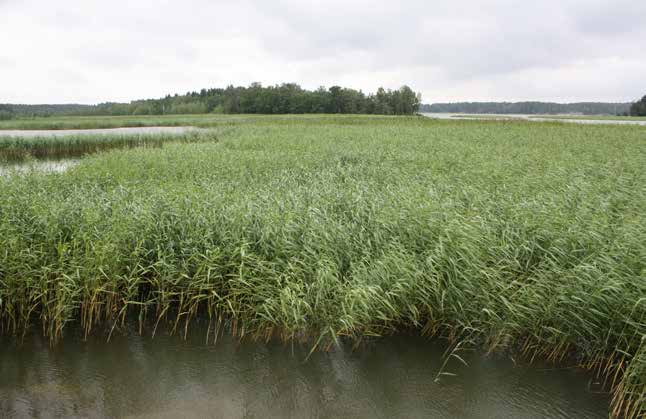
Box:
0 116 644 416
0 130 219 161
0 113 398 131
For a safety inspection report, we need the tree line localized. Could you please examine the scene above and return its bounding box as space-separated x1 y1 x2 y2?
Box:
0 104 95 120
630 95 646 116
0 104 15 120
1 84 421 118
421 101 633 115
94 84 421 116
5 88 644 119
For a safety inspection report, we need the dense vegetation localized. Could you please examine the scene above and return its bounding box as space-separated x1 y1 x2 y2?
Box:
0 104 95 119
0 116 644 417
630 95 646 116
422 101 632 115
1 84 421 117
0 104 14 121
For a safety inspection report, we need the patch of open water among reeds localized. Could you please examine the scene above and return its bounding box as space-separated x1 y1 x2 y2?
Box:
0 159 78 176
0 126 196 138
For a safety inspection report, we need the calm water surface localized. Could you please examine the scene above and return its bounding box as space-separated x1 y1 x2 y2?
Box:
0 159 78 176
422 113 646 126
0 327 609 419
0 126 195 138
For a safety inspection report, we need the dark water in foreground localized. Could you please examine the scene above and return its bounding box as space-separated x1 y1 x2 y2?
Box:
0 327 609 419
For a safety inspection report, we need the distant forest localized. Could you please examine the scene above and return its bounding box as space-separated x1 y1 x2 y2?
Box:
0 104 92 120
630 96 646 116
420 101 633 115
4 89 644 119
0 84 421 119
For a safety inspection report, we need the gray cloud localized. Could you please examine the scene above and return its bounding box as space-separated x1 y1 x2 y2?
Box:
1 0 644 104
572 1 646 36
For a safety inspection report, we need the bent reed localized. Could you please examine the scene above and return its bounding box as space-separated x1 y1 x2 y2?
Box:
0 116 644 417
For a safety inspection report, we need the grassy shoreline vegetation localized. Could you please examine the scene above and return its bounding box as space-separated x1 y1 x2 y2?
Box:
0 116 644 417
0 113 400 131
2 112 645 134
0 114 230 130
0 130 222 162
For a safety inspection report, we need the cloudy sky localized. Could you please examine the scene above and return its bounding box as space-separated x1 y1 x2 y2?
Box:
1 0 645 104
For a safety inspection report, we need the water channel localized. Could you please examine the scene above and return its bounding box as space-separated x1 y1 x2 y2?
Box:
0 327 609 418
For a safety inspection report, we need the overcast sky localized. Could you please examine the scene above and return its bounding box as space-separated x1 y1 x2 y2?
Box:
1 0 645 104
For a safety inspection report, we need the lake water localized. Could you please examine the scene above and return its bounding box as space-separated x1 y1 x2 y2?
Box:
0 159 78 176
0 327 609 419
0 126 196 138
422 113 646 126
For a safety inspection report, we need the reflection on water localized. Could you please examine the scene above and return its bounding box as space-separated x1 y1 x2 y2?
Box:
0 326 609 419
0 159 78 176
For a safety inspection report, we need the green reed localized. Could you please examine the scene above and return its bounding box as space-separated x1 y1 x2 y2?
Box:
0 130 219 161
0 116 644 416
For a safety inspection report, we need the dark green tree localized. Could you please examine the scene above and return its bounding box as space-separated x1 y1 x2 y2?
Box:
0 104 14 120
0 84 423 117
630 95 646 116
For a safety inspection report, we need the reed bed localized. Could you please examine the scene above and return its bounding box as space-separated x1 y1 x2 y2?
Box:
0 130 219 161
0 113 398 131
0 116 644 416
0 115 197 130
